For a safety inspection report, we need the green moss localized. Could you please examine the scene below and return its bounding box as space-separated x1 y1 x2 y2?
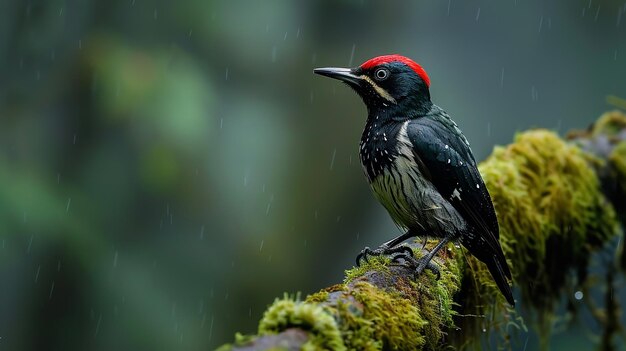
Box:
343 255 391 284
255 245 461 351
340 244 460 350
590 110 626 138
214 333 257 351
347 281 427 350
259 295 346 351
473 129 618 341
609 141 626 198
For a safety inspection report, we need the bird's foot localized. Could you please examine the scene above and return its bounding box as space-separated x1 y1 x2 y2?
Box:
355 244 413 266
392 253 441 280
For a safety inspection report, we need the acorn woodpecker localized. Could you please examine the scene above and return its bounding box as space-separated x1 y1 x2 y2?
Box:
314 55 514 306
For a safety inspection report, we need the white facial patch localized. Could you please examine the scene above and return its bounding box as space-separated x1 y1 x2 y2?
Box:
360 75 397 104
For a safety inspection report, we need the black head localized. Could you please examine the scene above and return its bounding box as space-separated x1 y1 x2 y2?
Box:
314 55 432 117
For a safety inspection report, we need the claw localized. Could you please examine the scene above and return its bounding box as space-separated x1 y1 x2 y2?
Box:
356 247 373 266
356 244 415 266
415 257 441 280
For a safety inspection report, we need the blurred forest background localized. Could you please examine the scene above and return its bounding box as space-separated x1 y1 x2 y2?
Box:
1 0 625 350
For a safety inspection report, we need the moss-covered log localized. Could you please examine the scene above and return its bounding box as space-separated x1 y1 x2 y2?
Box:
217 111 626 351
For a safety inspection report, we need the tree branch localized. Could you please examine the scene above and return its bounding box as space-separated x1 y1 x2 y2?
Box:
217 111 626 351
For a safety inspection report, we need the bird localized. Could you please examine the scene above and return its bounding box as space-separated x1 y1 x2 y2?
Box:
313 54 514 306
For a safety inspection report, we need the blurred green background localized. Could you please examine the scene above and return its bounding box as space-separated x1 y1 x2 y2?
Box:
1 0 625 350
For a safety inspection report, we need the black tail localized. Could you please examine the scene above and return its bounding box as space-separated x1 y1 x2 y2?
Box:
485 255 514 306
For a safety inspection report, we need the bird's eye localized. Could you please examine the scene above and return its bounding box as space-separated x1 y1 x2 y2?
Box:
374 68 389 81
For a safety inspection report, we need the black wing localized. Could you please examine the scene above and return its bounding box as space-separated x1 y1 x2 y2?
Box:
407 110 513 304
406 112 498 239
407 110 510 265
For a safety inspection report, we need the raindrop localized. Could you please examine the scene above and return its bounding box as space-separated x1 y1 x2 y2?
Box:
199 225 205 240
49 281 55 299
34 265 41 283
447 0 452 16
208 314 215 341
531 86 539 101
271 46 277 62
538 16 543 33
26 234 33 254
296 27 301 38
259 240 264 251
94 314 102 337
225 68 229 80
154 9 158 20
188 29 193 37
283 32 288 41
329 149 337 170
475 8 480 21
66 198 72 212
349 44 356 66
266 194 274 215
574 291 583 300
113 250 118 267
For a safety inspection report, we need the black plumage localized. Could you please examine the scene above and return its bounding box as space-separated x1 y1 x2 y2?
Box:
314 55 514 306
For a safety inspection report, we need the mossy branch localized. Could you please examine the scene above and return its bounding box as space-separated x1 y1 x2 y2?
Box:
217 111 626 351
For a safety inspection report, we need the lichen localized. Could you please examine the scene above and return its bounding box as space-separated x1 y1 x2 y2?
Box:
258 295 346 351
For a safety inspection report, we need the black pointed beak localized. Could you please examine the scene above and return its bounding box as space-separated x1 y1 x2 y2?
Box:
313 67 362 86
